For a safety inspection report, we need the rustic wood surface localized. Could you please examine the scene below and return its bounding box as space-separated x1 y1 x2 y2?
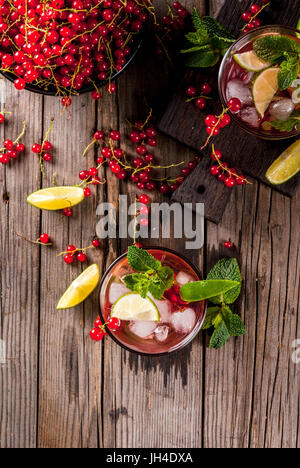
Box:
0 0 299 449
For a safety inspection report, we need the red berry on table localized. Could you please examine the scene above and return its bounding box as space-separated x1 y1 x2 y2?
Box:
64 253 74 264
211 149 222 160
139 194 150 205
42 140 52 151
147 137 157 147
201 83 212 95
79 170 89 180
146 127 157 138
94 130 104 140
195 98 206 110
97 156 104 165
92 238 101 248
0 154 9 164
236 175 246 185
106 82 116 94
94 316 103 329
218 173 226 182
92 90 101 100
186 86 197 97
61 97 72 107
84 188 92 197
159 184 170 194
114 148 124 159
136 144 147 156
133 157 144 168
67 245 76 253
4 139 13 150
40 233 49 244
145 182 155 191
0 114 4 123
90 328 104 341
228 98 242 113
14 77 25 90
224 241 233 249
32 143 41 153
210 165 220 176
106 317 121 332
16 143 25 152
205 115 218 126
242 11 252 22
140 217 149 227
206 126 219 136
130 131 141 143
101 147 112 158
92 176 101 185
181 167 191 177
43 152 52 162
224 177 236 188
76 252 87 262
250 4 260 14
62 207 73 217
137 182 145 190
110 130 120 141
252 18 261 28
89 167 98 177
219 113 231 127
116 169 127 180
145 153 154 163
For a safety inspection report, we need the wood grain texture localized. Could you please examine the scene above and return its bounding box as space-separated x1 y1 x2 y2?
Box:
0 0 299 449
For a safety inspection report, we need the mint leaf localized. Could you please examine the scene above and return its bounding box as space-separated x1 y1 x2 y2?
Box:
270 108 300 132
278 55 300 90
254 36 300 63
181 44 212 54
191 7 203 31
123 273 151 298
209 319 230 349
201 16 235 43
184 29 209 46
202 306 220 330
186 49 219 67
207 258 241 304
149 266 174 300
127 245 160 272
157 266 174 291
222 306 246 336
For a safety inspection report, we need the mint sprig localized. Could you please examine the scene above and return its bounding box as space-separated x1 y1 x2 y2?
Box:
180 258 245 349
124 246 174 300
181 9 235 68
270 108 300 132
253 36 300 90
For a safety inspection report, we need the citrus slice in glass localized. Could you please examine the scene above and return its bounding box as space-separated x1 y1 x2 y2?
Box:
27 186 85 210
233 51 270 72
252 67 279 118
57 264 101 309
111 293 160 321
180 280 240 302
266 139 300 184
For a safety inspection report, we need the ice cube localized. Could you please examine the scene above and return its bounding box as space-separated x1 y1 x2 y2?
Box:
171 308 196 334
240 107 261 128
154 325 170 343
148 295 172 323
176 271 194 286
269 98 295 121
129 321 157 339
109 282 130 304
226 79 253 106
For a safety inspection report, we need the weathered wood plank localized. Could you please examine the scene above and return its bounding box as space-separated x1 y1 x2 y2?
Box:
0 81 42 448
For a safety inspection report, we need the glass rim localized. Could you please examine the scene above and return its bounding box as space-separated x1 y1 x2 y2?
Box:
98 246 207 357
218 24 300 140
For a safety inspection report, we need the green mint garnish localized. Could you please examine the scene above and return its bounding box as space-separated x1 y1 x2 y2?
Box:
180 258 245 350
270 108 300 132
181 9 235 68
124 246 174 300
253 36 300 90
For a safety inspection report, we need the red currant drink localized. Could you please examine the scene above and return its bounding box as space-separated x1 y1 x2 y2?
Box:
219 26 300 139
99 249 206 355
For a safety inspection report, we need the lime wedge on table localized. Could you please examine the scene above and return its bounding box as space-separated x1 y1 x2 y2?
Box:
233 51 270 72
27 186 85 210
180 280 241 302
111 293 160 322
252 67 279 118
57 264 100 309
266 140 300 185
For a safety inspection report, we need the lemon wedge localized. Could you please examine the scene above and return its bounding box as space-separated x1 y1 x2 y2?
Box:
57 264 101 309
252 67 279 118
233 51 270 72
111 293 160 321
27 186 85 210
266 139 300 185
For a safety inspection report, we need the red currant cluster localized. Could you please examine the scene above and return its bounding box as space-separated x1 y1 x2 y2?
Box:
137 193 150 227
0 0 150 103
155 2 190 60
31 139 53 162
210 146 247 188
59 237 100 264
0 120 26 164
241 1 270 33
90 315 121 341
186 82 212 111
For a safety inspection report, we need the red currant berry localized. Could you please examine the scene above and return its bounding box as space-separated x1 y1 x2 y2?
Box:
110 130 120 141
15 143 25 152
159 184 170 194
92 238 100 248
140 217 149 226
94 130 104 140
40 233 49 244
186 86 197 97
250 4 260 14
92 90 101 100
224 241 233 249
210 165 220 176
76 252 87 262
195 98 206 110
106 317 121 332
43 153 52 162
63 207 73 217
61 97 72 107
228 98 242 113
14 77 25 90
140 205 149 215
67 245 76 253
79 170 89 180
139 194 149 205
32 143 41 153
205 115 217 126
4 139 13 150
211 149 222 160
84 188 92 197
89 167 98 177
224 177 236 188
136 144 147 156
242 11 252 22
90 328 104 341
201 83 212 95
236 175 246 185
64 253 74 264
42 141 52 151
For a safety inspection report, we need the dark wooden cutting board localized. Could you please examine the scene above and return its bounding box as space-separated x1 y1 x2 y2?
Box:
158 0 300 223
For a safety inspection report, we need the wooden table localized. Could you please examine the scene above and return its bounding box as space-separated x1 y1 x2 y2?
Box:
0 0 299 449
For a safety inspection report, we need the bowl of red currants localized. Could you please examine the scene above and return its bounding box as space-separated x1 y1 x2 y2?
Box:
0 0 148 102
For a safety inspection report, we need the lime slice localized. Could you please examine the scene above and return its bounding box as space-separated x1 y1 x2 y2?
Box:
57 264 100 309
111 293 160 321
266 139 300 185
180 280 241 302
233 51 270 72
252 67 279 118
27 186 85 210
